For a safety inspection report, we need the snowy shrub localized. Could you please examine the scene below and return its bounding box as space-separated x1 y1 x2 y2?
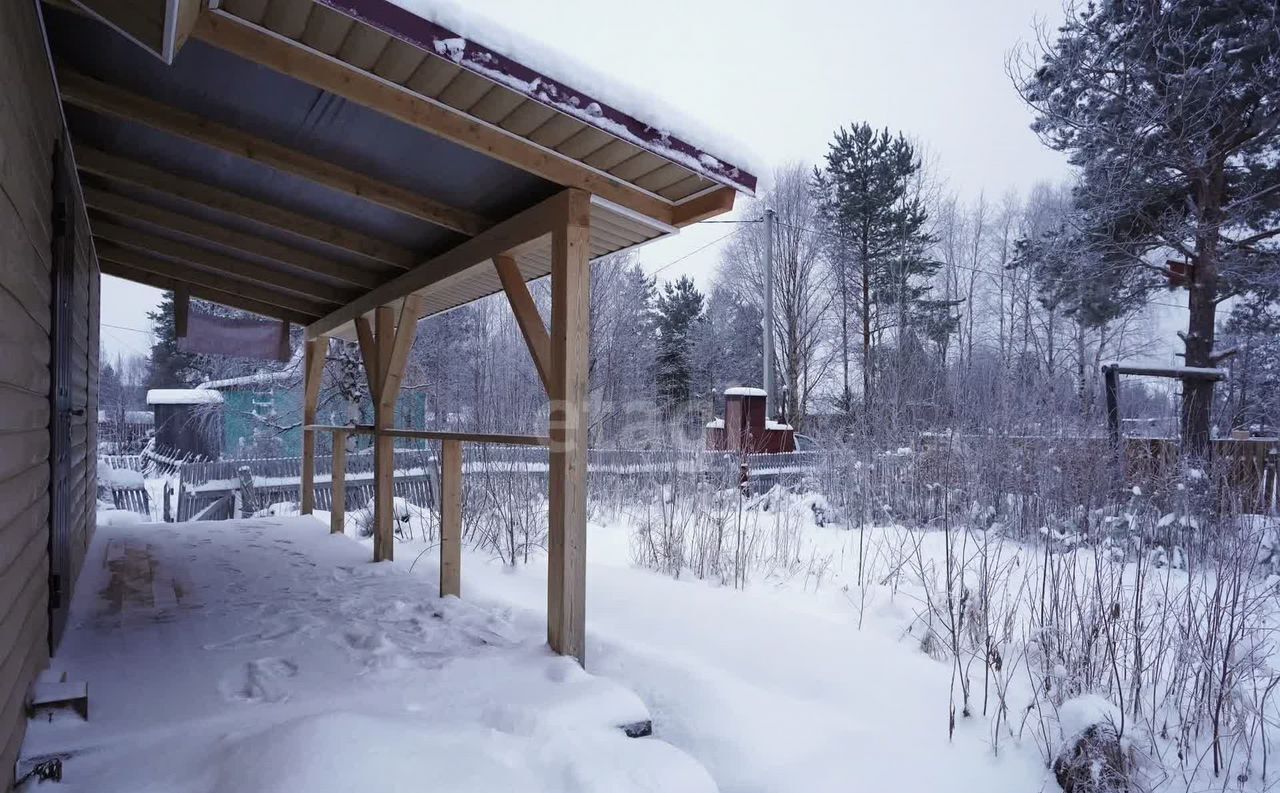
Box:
352 497 414 538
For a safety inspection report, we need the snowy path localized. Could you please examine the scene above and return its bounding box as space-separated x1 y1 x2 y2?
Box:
408 524 1053 793
22 518 713 793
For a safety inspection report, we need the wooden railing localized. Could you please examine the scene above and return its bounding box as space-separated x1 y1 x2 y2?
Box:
304 425 550 597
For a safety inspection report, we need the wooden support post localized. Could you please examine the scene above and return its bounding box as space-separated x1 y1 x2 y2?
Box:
373 306 394 561
300 337 326 515
1104 364 1120 450
369 297 425 562
440 439 462 597
331 429 347 534
547 190 591 664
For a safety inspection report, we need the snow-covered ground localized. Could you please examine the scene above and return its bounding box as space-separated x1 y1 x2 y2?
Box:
383 516 1051 793
22 518 715 793
57 469 1280 792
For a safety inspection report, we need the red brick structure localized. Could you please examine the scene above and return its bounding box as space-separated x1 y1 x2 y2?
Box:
705 388 795 453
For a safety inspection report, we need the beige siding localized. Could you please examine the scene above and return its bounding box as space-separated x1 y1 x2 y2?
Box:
0 2 99 787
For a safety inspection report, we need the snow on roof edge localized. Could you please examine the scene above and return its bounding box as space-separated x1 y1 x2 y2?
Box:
147 388 224 405
329 0 762 193
724 387 767 397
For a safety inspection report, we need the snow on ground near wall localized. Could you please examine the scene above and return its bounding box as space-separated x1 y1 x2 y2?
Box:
23 518 713 793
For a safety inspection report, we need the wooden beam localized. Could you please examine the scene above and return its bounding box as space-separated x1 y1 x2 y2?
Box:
379 429 549 446
308 189 578 339
98 259 317 324
66 0 166 59
373 305 395 562
303 425 549 447
194 12 677 226
84 187 386 290
173 284 189 337
57 66 492 236
165 0 202 60
300 337 327 515
495 254 551 395
671 186 737 227
76 146 416 269
95 241 332 317
439 439 462 598
92 220 357 304
354 315 380 403
547 190 591 664
330 429 348 534
379 296 426 413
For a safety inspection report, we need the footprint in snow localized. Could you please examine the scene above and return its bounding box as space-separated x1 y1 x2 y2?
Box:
218 657 298 704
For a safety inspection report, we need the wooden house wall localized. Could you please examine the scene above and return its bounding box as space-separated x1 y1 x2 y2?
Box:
0 1 100 786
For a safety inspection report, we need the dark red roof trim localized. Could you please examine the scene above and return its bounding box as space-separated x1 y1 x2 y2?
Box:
316 0 758 196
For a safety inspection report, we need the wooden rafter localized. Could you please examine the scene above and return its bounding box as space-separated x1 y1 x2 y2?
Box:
57 66 493 237
76 145 416 269
96 241 331 317
91 219 357 305
307 189 582 338
99 258 318 325
494 254 551 394
671 186 737 227
83 187 386 290
193 11 678 226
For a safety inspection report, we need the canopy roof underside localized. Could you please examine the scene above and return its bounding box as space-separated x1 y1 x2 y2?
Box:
44 0 753 337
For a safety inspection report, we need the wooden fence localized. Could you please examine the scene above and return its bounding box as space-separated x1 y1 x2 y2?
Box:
118 436 1280 525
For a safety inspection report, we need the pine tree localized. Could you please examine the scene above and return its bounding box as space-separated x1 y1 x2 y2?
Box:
813 123 950 419
1016 0 1280 454
1217 298 1280 433
145 291 199 389
697 286 763 402
653 276 705 417
99 353 124 422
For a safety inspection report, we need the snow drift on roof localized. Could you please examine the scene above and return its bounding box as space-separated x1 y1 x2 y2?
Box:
200 370 296 390
146 389 224 405
367 0 763 190
724 387 767 397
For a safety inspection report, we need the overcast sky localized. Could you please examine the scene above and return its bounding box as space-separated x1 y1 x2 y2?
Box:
101 0 1103 362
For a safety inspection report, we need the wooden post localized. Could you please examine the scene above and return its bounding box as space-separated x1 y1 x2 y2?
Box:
440 439 462 597
331 429 347 534
369 296 425 562
1103 364 1120 450
373 306 394 561
300 337 326 514
547 190 590 663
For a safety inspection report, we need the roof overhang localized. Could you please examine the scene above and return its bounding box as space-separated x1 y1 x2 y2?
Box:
41 0 754 339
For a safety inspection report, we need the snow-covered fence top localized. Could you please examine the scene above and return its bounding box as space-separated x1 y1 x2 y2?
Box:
179 447 436 488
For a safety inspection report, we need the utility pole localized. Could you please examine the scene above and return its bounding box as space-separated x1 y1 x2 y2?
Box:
762 208 775 418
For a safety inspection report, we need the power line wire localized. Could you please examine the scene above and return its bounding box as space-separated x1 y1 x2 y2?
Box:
102 323 152 335
768 218 1217 298
648 228 742 277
